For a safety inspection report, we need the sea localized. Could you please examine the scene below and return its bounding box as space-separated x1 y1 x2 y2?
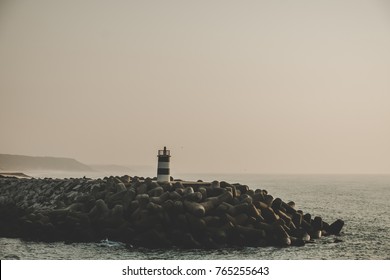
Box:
1 173 390 260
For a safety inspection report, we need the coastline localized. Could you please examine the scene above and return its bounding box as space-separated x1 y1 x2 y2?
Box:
0 172 31 179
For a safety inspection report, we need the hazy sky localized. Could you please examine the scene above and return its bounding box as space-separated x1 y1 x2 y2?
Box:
1 0 389 174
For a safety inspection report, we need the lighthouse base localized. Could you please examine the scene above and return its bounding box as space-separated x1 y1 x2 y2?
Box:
157 174 170 182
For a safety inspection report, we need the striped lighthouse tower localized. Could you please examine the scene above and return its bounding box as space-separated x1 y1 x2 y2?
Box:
157 146 171 182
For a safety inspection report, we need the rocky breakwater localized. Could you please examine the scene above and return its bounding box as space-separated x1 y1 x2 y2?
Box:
0 175 344 248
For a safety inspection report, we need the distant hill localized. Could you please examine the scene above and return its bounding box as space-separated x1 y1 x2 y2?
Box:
0 172 31 178
0 154 94 172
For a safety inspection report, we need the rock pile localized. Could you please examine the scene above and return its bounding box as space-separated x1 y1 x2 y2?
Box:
0 175 344 248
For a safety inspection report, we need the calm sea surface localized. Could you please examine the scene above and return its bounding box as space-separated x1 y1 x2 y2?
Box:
1 174 390 260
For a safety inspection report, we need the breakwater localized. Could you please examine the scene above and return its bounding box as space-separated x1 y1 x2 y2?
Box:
0 175 344 248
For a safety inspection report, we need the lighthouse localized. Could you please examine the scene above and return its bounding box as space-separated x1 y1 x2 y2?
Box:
157 146 171 182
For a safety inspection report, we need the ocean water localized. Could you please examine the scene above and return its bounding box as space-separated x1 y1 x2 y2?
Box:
1 174 390 260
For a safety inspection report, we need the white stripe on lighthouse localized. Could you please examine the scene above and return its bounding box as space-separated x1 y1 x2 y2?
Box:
157 162 170 169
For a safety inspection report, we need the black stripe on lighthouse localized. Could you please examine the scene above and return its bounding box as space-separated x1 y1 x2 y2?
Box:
158 157 170 162
157 168 170 175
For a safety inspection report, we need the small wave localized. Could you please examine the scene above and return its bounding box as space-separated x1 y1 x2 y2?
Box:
97 238 125 248
2 254 21 260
